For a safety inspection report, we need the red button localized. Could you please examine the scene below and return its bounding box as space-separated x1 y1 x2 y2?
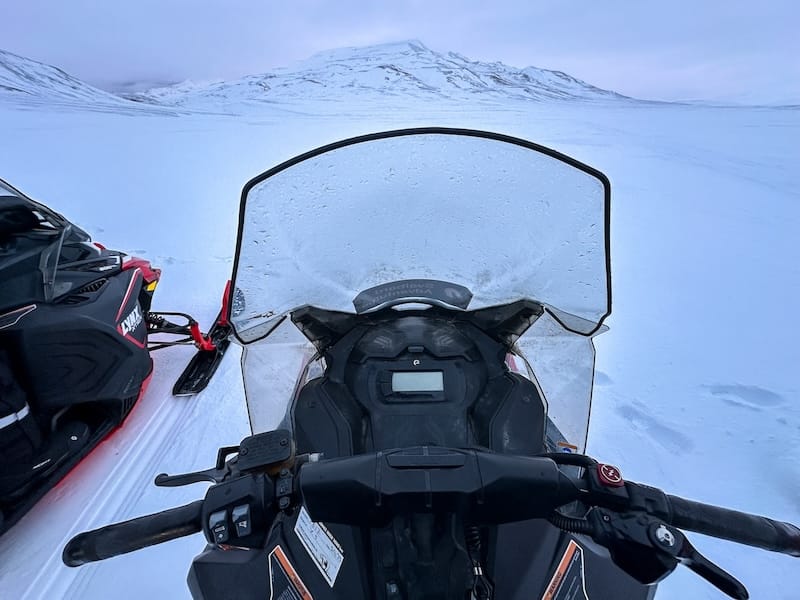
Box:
597 463 624 487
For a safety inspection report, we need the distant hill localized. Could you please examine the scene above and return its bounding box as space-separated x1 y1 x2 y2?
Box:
0 49 130 106
132 40 630 109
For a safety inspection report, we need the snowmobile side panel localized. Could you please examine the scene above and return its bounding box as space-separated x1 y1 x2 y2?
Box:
492 519 656 600
187 545 271 600
188 516 371 600
4 268 151 414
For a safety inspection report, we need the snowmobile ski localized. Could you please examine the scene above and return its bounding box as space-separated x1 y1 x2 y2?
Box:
171 281 233 396
142 281 235 397
171 319 231 396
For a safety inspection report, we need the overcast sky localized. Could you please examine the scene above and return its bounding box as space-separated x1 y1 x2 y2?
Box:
1 1 797 103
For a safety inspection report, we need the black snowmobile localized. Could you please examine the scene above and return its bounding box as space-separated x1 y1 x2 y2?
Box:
62 129 800 599
0 178 225 535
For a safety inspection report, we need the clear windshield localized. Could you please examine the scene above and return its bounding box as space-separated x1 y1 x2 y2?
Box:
0 180 17 196
232 129 610 451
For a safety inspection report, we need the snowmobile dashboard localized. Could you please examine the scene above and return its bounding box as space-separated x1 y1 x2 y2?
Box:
290 297 544 353
63 429 800 600
289 299 550 454
390 370 444 393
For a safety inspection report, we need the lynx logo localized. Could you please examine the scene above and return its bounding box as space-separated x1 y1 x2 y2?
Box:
120 305 143 336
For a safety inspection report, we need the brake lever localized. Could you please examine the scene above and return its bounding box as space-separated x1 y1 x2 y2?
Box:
155 445 240 487
155 468 228 487
589 509 748 600
154 429 297 489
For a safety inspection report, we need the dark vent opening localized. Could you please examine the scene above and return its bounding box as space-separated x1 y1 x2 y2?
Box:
58 279 107 306
60 295 90 305
121 393 137 415
75 279 107 294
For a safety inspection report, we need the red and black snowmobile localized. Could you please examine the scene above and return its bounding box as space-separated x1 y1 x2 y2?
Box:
0 178 226 535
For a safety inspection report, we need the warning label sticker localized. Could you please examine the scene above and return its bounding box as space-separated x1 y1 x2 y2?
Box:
294 506 344 587
540 540 589 600
557 441 579 454
268 545 313 600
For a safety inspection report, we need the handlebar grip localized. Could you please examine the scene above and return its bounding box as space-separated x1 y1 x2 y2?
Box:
668 494 800 557
63 500 204 567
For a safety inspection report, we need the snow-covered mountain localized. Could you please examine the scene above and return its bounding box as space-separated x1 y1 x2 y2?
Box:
0 49 184 115
0 49 128 105
133 40 630 109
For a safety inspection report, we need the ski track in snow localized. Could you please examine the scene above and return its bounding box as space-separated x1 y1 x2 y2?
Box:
1 83 799 598
2 350 200 597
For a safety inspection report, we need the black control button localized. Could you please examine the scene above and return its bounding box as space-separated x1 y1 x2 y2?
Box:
209 510 229 544
232 504 251 537
276 478 292 497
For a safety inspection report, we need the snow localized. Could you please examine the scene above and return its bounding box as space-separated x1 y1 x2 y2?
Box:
0 45 798 599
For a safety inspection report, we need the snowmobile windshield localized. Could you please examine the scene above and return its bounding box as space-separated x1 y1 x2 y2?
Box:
0 180 18 196
232 129 610 451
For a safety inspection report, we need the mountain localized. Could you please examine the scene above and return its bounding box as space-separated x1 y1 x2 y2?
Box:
133 40 630 109
0 49 183 115
0 41 634 113
0 49 129 106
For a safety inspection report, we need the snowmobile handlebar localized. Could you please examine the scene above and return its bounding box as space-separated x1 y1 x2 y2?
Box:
666 494 800 557
61 442 800 569
298 448 800 557
62 499 203 567
299 448 579 526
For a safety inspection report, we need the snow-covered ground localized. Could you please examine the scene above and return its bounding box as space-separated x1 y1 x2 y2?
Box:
0 45 798 599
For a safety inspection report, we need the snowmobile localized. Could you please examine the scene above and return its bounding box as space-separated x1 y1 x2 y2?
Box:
62 129 799 599
0 178 226 535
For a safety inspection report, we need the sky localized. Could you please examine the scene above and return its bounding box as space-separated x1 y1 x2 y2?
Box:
1 0 798 103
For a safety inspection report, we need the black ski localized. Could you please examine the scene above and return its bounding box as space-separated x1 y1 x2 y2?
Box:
172 320 231 396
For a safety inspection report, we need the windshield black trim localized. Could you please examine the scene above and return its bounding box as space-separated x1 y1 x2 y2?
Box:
0 177 72 230
228 127 612 343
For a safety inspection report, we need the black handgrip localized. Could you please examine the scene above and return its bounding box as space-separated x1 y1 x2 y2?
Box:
63 499 204 567
668 495 800 557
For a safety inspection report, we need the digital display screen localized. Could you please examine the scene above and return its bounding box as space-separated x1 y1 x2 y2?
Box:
391 371 444 393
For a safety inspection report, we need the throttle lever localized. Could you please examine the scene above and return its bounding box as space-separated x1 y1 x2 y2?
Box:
648 523 749 600
589 509 748 600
